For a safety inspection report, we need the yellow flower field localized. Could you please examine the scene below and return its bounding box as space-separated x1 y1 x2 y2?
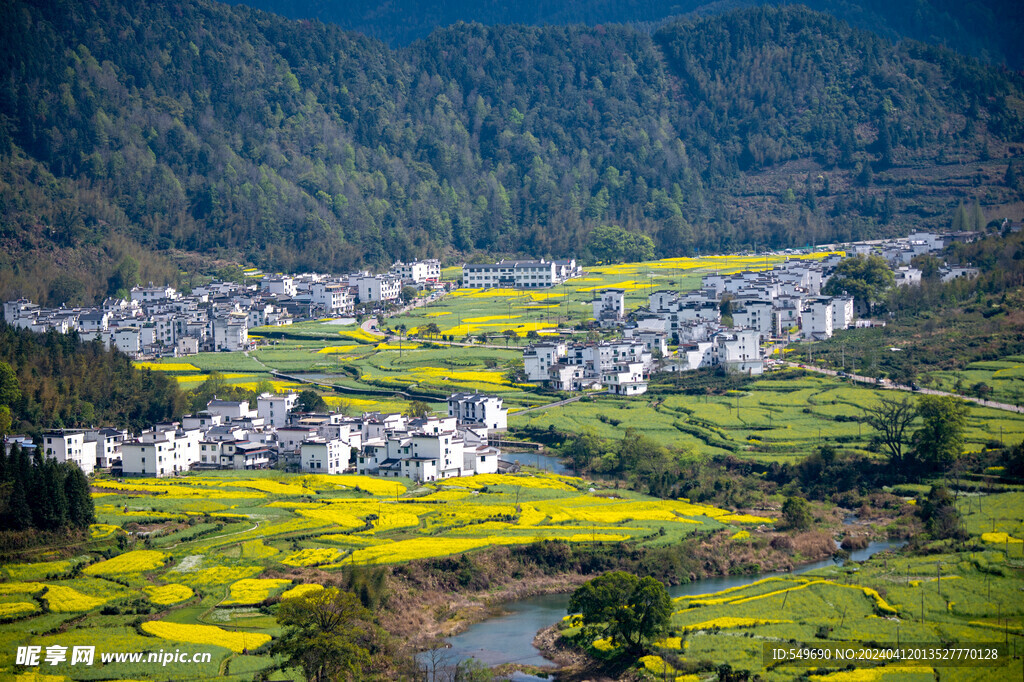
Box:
43 585 108 612
281 548 340 566
280 584 325 600
681 617 790 631
240 540 280 559
133 362 200 371
0 582 44 595
141 621 270 653
169 565 263 586
144 583 194 605
222 578 292 605
0 602 38 619
83 550 166 575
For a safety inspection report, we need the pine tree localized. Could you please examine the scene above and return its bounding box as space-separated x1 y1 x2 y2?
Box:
63 464 95 528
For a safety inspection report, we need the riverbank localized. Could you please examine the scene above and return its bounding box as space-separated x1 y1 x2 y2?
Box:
380 526 855 653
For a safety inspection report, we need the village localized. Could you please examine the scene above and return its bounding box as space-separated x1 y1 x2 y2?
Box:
2 230 981 483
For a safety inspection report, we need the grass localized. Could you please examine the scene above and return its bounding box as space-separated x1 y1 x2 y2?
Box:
561 492 1024 681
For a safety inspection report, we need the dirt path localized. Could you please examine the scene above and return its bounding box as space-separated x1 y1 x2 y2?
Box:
785 361 1024 413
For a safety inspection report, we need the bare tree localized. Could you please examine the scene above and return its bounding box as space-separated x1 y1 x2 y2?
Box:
861 396 918 471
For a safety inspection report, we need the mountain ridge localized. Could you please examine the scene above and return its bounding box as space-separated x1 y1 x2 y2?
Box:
0 0 1022 304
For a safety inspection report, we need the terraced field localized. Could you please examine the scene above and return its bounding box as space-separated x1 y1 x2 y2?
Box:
0 470 767 680
561 491 1024 681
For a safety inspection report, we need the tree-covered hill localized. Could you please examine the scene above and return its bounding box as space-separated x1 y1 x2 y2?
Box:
1 0 1022 303
231 0 1024 70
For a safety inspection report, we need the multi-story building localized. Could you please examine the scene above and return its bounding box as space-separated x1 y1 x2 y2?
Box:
390 259 441 284
447 393 508 432
300 437 349 474
42 430 95 475
355 275 402 303
120 426 200 477
311 282 354 314
801 297 835 340
593 289 626 328
257 392 298 429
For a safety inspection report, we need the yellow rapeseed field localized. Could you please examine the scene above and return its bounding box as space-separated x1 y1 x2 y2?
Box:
144 583 194 605
280 584 325 600
141 621 270 653
43 585 108 612
222 578 292 605
281 548 340 567
0 602 38 618
84 550 166 575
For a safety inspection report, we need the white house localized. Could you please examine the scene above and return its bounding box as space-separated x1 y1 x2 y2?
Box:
355 275 402 303
311 282 354 314
257 392 298 429
390 259 441 284
83 428 125 469
523 341 569 381
42 430 95 475
121 426 200 477
593 289 626 327
831 296 855 331
300 438 349 474
206 399 257 421
447 393 508 432
261 275 297 297
801 297 834 340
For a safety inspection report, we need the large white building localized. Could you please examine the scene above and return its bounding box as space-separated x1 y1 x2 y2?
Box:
257 392 298 429
390 259 441 284
311 282 354 314
120 426 200 477
593 289 626 328
300 437 349 474
42 430 95 475
463 258 575 289
355 275 402 303
447 393 508 432
801 297 835 340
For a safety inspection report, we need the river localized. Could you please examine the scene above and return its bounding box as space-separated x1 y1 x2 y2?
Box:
427 539 905 678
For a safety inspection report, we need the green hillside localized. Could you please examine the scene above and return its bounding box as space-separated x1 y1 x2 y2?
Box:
1 1 1022 303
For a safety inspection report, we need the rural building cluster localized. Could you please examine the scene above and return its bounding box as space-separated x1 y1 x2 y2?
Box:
521 231 978 392
19 392 508 484
2 259 445 358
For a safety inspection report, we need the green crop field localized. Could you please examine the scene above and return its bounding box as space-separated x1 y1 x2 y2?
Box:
512 374 1024 462
562 491 1024 681
0 470 773 680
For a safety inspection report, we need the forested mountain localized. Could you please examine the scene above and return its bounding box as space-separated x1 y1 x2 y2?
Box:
1 0 1022 303
231 0 1024 69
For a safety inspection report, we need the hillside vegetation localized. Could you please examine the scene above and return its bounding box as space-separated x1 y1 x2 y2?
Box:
231 0 1024 70
1 1 1022 302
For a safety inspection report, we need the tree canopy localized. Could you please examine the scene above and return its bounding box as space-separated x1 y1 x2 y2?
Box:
1 1 1022 301
913 395 970 470
272 587 377 682
568 571 671 653
823 254 896 312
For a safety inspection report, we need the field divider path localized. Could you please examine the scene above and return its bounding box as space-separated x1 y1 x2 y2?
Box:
514 392 607 416
165 520 260 550
784 362 1024 413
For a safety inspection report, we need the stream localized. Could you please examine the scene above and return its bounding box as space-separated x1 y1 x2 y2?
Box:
426 539 906 678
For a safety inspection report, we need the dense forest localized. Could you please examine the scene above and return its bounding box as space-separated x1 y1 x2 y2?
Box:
1 0 1022 303
231 0 1024 69
0 324 184 434
0 444 94 535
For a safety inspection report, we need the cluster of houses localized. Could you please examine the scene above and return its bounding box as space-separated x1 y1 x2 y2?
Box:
11 392 509 484
2 260 445 358
521 231 979 391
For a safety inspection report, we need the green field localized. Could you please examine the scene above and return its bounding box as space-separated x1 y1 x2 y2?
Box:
561 491 1024 681
512 374 1024 462
0 470 771 680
